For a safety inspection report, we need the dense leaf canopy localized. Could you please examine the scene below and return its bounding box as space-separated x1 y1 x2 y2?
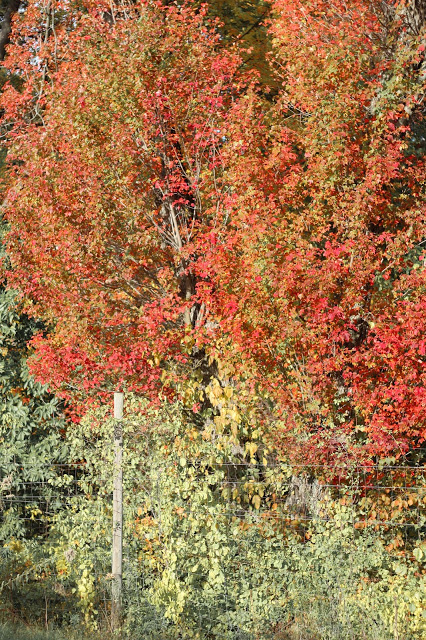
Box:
1 0 425 461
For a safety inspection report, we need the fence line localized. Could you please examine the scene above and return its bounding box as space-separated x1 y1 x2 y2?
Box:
0 455 425 639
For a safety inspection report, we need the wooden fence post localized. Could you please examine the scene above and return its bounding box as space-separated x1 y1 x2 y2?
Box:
112 391 123 632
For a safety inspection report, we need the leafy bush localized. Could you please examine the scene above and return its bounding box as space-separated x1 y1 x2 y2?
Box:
43 396 425 640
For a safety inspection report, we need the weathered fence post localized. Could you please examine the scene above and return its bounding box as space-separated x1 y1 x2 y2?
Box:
112 391 123 632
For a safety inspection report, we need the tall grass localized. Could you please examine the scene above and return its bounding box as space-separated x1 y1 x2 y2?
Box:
0 624 97 640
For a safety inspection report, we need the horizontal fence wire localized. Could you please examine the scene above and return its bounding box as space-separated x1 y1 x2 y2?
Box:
0 455 425 639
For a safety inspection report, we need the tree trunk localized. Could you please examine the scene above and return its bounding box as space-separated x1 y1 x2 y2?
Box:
0 0 21 61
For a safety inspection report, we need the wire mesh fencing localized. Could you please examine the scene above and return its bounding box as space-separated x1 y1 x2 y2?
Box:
0 454 425 639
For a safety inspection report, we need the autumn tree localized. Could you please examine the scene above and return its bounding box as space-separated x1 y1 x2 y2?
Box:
2 0 426 464
205 0 426 462
1 0 242 408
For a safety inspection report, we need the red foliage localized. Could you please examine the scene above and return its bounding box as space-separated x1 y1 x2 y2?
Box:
202 0 426 461
2 0 426 460
2 1 241 407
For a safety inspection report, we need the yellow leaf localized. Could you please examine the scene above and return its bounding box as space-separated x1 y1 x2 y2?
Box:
252 495 261 510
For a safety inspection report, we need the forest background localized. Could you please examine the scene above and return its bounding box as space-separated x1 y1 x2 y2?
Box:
0 1 425 639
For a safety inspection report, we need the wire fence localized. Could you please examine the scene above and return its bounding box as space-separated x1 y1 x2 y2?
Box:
0 455 425 639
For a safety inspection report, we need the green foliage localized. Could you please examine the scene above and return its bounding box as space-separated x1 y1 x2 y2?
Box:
0 390 425 637
0 280 67 539
285 505 426 639
50 395 290 636
0 222 69 623
42 396 425 639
